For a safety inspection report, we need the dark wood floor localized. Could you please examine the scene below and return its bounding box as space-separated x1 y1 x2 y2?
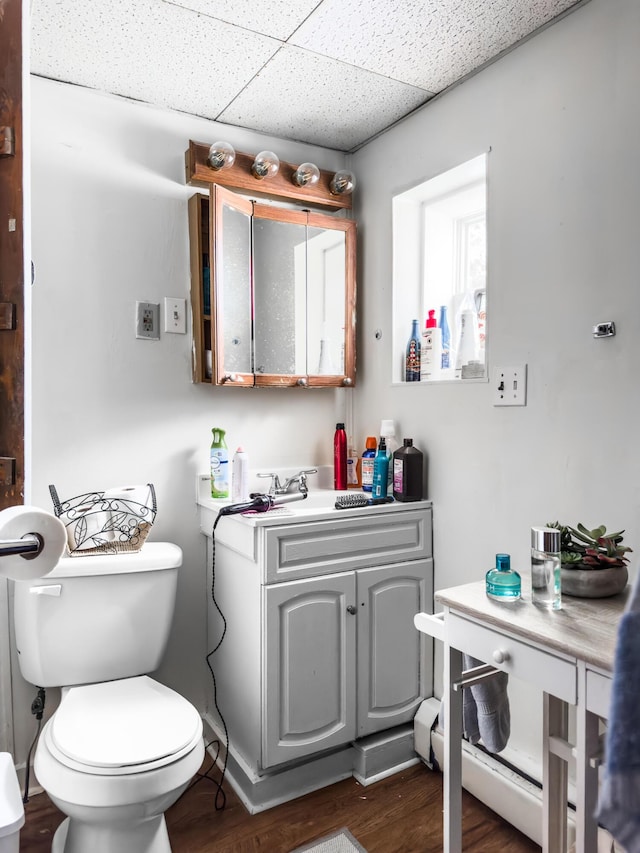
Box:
20 757 540 852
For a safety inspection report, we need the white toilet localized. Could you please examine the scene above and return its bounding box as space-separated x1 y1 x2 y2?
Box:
13 542 204 853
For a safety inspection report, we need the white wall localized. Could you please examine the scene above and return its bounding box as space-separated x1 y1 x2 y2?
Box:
352 0 640 767
12 78 349 767
15 0 639 781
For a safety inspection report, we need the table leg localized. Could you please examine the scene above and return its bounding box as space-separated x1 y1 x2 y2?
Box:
444 642 463 852
576 664 600 853
543 693 568 853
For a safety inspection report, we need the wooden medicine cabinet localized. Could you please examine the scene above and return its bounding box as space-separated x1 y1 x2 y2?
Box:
186 143 357 388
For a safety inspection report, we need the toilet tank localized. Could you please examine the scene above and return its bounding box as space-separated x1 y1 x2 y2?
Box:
13 542 182 688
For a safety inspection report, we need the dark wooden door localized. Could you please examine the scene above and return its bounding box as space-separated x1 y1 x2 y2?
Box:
0 0 25 509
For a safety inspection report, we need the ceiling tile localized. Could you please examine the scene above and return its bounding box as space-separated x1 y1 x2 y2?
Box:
218 45 432 151
164 0 322 41
31 0 281 119
290 0 581 91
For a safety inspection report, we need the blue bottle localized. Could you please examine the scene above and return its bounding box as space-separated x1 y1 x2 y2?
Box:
372 437 389 498
405 319 421 382
361 436 377 492
486 553 521 601
439 306 451 370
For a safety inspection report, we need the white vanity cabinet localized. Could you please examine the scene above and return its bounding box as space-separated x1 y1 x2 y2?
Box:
199 497 433 810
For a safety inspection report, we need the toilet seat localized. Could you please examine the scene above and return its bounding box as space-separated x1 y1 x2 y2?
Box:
45 676 202 776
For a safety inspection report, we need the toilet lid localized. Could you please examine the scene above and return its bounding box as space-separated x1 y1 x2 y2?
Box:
49 676 202 770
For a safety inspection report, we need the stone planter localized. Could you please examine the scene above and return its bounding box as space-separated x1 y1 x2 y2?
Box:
560 565 628 598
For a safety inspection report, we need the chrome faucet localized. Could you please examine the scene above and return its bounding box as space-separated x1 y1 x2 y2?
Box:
257 468 318 496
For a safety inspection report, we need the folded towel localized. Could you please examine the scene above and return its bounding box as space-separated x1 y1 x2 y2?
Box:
439 655 510 754
597 575 640 850
463 654 510 753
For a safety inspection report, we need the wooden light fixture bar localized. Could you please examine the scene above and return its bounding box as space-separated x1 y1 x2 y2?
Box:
185 140 352 211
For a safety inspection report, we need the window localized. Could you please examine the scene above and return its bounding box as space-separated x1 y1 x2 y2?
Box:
392 154 487 383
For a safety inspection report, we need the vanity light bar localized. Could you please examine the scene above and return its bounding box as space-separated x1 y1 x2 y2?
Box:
185 141 353 211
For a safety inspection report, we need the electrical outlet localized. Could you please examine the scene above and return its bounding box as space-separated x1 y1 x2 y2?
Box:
135 301 160 340
164 297 187 334
493 365 527 406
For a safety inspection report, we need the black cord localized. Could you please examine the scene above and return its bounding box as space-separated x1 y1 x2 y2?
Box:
204 513 229 811
23 687 46 804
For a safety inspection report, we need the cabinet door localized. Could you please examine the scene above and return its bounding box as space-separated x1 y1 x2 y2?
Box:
263 572 356 769
356 559 432 738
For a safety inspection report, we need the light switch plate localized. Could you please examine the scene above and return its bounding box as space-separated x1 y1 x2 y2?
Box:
164 297 187 334
493 365 527 406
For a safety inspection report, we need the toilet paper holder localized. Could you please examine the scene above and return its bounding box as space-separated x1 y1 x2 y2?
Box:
0 533 42 558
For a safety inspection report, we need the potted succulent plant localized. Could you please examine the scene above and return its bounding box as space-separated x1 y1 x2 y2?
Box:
547 521 632 598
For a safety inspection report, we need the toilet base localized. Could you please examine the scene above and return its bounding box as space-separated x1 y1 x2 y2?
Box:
52 814 171 853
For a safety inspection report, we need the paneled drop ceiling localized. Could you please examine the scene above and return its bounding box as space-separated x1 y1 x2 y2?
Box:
31 0 585 152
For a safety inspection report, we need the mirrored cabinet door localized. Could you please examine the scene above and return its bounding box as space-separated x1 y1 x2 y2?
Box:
188 186 357 388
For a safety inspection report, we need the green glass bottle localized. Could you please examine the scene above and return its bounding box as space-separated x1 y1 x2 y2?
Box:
486 553 521 601
210 427 229 498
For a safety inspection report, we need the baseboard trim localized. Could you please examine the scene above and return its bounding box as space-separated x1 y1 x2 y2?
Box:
202 714 420 814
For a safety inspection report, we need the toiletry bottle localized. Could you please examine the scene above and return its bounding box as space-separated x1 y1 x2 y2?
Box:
455 309 479 379
346 445 360 488
334 423 347 490
380 420 398 487
372 437 389 498
420 310 442 381
531 527 562 610
231 446 249 503
361 436 377 492
405 319 421 382
210 428 229 498
440 305 451 370
392 439 424 502
486 553 521 601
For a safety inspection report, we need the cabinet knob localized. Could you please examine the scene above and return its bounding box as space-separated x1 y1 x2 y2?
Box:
492 649 509 664
346 604 357 615
342 377 353 386
296 377 308 387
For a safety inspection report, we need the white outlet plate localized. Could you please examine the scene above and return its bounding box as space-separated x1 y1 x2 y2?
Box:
135 301 160 340
493 364 527 406
164 297 187 334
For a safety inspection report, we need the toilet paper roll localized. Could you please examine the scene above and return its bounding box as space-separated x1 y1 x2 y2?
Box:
100 484 155 543
0 505 67 580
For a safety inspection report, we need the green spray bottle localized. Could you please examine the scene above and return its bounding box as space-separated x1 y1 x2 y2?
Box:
210 428 229 498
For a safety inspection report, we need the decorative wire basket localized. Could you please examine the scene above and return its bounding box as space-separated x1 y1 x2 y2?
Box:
49 484 157 556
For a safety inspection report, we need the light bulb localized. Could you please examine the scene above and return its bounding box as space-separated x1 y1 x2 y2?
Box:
293 162 320 187
330 170 356 196
252 150 280 180
207 141 236 171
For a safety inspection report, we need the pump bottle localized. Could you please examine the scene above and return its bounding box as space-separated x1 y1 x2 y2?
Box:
420 310 442 381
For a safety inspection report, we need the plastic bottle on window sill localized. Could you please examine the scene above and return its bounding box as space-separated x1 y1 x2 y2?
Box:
439 305 451 370
420 310 442 382
405 319 421 382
